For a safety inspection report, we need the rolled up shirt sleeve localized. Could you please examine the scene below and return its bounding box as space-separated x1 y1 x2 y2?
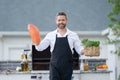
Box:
73 33 84 55
35 34 50 51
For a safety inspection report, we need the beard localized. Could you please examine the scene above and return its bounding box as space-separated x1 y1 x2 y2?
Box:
57 23 66 29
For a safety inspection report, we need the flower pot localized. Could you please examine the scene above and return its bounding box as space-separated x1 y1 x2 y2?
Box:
84 46 100 57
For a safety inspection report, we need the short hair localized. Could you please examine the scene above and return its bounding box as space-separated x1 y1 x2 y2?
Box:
56 12 67 19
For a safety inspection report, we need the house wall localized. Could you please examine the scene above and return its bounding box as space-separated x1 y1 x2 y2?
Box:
0 31 118 80
0 0 111 31
0 31 108 61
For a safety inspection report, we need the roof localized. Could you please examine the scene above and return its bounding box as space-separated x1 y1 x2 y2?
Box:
0 0 111 31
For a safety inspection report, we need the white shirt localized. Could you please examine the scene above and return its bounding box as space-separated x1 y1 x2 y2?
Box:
35 28 83 55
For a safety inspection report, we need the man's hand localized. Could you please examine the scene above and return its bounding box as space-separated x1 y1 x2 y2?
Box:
80 49 85 55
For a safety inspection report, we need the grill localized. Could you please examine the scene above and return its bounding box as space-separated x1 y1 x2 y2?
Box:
32 45 79 70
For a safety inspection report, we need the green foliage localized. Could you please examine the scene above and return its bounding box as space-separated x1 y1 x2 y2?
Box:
81 39 88 46
115 47 120 56
119 75 120 80
112 24 120 36
107 0 120 28
107 0 120 56
81 39 100 47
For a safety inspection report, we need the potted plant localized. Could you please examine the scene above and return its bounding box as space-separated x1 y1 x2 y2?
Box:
82 39 100 57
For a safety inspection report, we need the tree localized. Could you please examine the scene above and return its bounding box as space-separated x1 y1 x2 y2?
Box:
107 0 120 56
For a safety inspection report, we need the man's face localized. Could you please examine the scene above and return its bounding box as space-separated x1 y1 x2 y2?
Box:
56 15 67 29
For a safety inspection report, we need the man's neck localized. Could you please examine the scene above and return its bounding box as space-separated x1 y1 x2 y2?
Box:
57 28 67 36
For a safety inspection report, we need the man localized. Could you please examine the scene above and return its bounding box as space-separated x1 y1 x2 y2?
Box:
35 12 84 80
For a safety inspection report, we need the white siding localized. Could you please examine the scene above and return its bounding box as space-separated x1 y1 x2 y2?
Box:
0 31 119 80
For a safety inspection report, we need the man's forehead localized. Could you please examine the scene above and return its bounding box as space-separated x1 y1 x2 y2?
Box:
56 15 67 19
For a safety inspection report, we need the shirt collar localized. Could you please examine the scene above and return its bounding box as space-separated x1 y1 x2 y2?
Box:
54 28 71 37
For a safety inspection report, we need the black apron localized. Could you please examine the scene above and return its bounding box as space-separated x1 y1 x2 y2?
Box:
50 35 73 80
